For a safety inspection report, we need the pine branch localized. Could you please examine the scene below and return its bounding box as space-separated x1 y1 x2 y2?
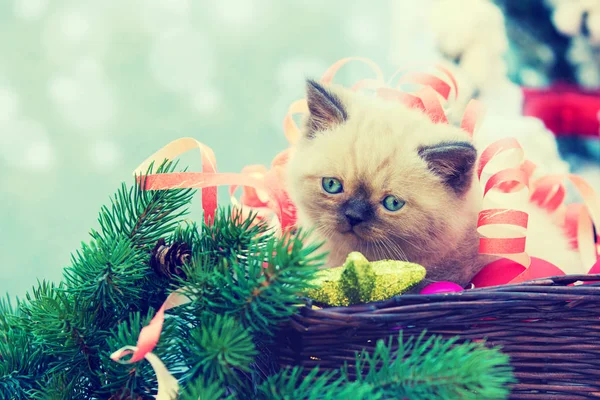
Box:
196 207 273 273
28 372 90 400
91 160 196 312
0 161 197 398
0 328 48 400
96 160 196 251
347 332 515 400
0 294 48 399
0 295 21 332
256 367 376 400
177 314 257 389
63 235 149 325
98 310 177 399
18 281 101 387
178 375 236 400
204 229 325 335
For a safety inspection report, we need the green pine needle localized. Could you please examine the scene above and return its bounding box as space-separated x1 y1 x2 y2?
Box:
18 281 101 381
63 235 148 324
204 229 325 335
0 295 21 332
0 328 47 400
196 206 273 273
98 310 177 398
169 220 203 256
178 314 257 388
257 367 376 400
179 377 235 400
347 332 515 400
96 159 196 251
28 372 89 400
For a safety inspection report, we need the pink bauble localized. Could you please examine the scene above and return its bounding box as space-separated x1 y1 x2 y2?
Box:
420 281 464 295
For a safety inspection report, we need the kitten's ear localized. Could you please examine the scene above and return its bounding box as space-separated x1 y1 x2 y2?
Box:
305 79 348 138
418 141 477 195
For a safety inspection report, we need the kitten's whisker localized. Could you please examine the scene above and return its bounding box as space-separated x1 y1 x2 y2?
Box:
376 241 387 262
381 236 408 262
370 240 380 261
376 238 395 261
315 224 342 262
382 231 434 255
367 228 409 261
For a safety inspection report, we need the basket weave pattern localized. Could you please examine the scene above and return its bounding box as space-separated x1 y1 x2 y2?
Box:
272 275 600 399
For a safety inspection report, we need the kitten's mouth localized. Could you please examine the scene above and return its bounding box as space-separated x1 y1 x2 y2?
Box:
339 225 370 241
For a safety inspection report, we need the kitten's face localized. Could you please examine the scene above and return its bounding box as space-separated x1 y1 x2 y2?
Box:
286 80 481 277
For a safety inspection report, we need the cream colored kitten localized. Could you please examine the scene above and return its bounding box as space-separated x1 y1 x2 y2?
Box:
285 80 583 288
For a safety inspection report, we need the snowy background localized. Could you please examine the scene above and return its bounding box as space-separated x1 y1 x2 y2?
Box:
1 0 598 297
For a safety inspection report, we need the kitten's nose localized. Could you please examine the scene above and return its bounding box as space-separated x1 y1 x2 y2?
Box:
343 199 372 227
345 211 364 227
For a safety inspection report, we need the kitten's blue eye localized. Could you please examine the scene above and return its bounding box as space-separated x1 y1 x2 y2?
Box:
322 177 343 194
382 195 405 212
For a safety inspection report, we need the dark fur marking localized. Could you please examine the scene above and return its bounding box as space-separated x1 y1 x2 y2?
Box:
355 183 370 199
418 141 477 195
342 197 375 225
305 79 347 138
375 154 392 172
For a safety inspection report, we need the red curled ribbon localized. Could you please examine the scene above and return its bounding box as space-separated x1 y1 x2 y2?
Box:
111 57 600 397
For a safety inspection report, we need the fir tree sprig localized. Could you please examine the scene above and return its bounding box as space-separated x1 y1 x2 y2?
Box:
19 281 101 382
96 160 196 251
63 235 148 324
195 207 273 274
255 332 514 400
346 332 515 400
0 295 47 399
28 372 90 400
98 310 177 398
0 328 47 400
179 377 235 400
1 160 197 399
257 367 376 400
203 229 325 335
177 314 257 388
91 160 196 312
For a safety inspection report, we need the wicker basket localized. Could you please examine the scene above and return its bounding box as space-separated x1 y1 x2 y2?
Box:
271 274 600 399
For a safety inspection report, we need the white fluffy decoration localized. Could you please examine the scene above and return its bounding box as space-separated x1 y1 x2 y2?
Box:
552 0 600 45
475 113 571 180
428 0 508 91
565 159 600 203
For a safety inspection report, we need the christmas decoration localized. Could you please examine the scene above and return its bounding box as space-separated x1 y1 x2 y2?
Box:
306 252 426 306
419 281 464 295
150 238 192 280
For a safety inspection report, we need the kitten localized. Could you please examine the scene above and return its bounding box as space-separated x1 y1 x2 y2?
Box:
285 79 583 288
